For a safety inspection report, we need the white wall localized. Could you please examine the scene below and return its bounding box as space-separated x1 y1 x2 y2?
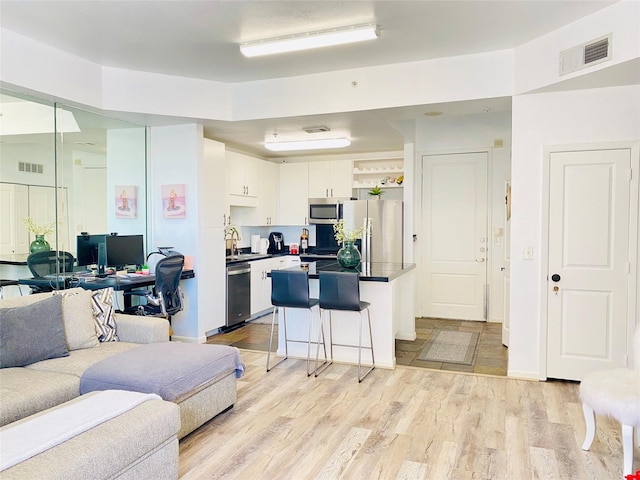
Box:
148 126 227 342
413 111 512 323
149 124 203 339
106 128 147 236
514 1 640 94
509 84 640 379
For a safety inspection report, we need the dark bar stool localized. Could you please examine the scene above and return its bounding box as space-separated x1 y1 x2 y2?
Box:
315 271 375 382
266 269 328 376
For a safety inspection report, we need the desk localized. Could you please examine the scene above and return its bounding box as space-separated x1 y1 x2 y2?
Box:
18 270 195 309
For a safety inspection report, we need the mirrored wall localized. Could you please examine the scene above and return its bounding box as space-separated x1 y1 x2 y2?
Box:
0 89 148 283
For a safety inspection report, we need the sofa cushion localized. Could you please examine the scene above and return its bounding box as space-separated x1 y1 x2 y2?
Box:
26 341 140 378
0 368 79 427
90 288 118 342
0 393 179 480
53 289 100 350
0 289 100 351
0 295 69 368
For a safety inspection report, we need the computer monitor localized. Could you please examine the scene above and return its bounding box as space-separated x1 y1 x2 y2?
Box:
76 234 107 267
105 234 145 269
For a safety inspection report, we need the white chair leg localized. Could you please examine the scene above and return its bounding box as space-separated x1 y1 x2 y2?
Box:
622 424 634 476
581 403 596 450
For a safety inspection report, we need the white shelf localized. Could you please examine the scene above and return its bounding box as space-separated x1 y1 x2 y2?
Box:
352 158 404 189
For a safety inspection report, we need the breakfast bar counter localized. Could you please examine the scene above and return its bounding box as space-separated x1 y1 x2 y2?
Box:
273 261 416 369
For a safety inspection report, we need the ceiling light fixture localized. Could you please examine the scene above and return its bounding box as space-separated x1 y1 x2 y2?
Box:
240 23 379 57
265 138 351 152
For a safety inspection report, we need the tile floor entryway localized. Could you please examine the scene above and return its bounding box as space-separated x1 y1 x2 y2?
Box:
396 317 508 376
207 316 508 377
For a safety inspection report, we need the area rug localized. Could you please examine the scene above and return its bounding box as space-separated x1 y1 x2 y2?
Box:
417 329 479 365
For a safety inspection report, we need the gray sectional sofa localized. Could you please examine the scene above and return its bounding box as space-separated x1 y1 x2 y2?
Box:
0 287 244 479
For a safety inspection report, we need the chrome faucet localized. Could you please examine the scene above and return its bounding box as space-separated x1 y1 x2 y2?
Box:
224 225 241 258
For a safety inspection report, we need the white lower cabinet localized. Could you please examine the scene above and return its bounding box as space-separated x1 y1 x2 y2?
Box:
250 256 301 316
250 257 279 315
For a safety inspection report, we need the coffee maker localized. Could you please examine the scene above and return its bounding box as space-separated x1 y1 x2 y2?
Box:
268 232 284 254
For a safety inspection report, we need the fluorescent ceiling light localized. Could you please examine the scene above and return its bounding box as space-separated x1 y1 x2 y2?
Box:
265 138 351 152
241 23 379 57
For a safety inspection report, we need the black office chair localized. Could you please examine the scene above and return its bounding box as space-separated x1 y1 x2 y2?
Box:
26 250 75 292
315 271 375 382
266 269 328 376
125 254 185 323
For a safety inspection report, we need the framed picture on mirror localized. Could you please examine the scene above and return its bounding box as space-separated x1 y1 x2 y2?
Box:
115 185 137 219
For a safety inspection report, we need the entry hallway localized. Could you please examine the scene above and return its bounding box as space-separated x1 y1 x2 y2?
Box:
178 351 630 479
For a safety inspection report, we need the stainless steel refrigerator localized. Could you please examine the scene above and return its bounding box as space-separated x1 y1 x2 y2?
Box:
342 199 403 263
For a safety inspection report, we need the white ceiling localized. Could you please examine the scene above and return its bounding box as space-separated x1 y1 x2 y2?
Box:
0 0 619 158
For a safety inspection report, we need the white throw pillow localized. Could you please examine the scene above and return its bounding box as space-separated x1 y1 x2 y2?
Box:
52 288 100 350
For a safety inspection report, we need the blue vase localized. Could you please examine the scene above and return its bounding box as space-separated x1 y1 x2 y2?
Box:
30 235 51 253
337 241 361 269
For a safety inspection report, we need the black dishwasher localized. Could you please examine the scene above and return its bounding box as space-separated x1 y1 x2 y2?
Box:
226 263 251 327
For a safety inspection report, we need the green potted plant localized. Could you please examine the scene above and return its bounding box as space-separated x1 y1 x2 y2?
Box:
368 185 384 198
332 220 364 269
22 217 55 253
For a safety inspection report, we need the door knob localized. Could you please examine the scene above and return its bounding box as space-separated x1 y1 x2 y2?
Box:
551 274 561 282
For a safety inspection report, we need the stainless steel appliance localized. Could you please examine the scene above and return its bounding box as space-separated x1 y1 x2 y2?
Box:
268 232 284 254
226 263 251 327
314 224 340 254
308 197 353 224
343 200 403 263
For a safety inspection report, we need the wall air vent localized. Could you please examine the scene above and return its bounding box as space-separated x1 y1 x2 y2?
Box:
18 162 44 174
560 34 611 76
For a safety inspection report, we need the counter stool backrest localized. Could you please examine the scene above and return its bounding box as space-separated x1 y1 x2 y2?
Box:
271 269 313 308
319 271 362 311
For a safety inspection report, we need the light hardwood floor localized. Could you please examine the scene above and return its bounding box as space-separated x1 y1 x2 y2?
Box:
179 351 634 479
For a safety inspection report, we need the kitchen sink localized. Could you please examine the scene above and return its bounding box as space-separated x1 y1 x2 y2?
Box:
225 253 269 262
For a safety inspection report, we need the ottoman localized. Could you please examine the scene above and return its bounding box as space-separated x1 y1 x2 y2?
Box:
80 342 245 438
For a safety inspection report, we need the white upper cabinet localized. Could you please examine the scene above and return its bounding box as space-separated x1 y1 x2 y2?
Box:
226 151 259 206
0 183 29 255
256 160 278 226
308 160 353 198
278 162 309 226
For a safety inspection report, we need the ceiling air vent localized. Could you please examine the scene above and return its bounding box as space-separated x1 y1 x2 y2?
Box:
302 126 330 133
559 34 611 76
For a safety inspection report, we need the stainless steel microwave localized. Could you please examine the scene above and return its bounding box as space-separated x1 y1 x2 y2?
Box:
308 197 353 224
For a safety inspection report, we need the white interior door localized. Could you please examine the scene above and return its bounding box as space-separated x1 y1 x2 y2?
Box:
546 148 632 381
82 167 108 235
502 181 511 346
421 152 488 320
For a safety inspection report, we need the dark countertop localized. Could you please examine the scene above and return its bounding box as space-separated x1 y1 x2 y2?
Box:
224 247 338 265
225 252 294 265
0 254 29 266
279 260 416 282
